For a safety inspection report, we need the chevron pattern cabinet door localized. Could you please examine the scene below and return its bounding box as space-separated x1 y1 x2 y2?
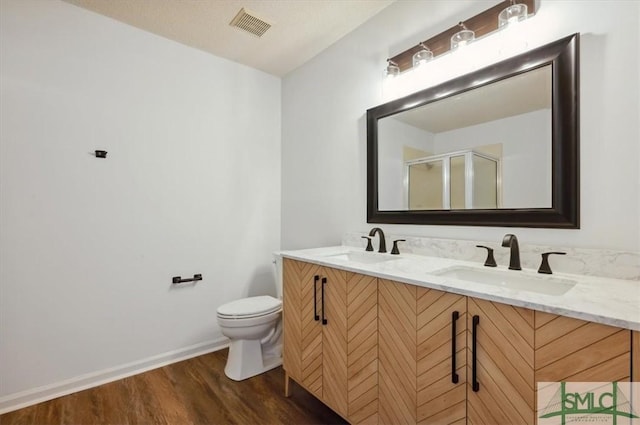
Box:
322 266 349 417
347 272 378 425
283 258 303 383
417 288 467 425
300 263 323 398
535 311 631 383
378 278 418 425
467 297 535 425
282 259 323 398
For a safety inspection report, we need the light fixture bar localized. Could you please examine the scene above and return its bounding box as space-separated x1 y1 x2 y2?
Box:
388 0 535 72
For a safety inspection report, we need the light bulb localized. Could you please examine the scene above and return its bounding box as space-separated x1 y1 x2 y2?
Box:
412 43 433 68
384 59 400 79
451 22 475 50
498 2 527 28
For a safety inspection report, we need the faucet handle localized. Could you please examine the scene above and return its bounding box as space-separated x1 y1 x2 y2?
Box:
361 236 374 252
391 239 406 255
538 252 566 274
476 245 497 267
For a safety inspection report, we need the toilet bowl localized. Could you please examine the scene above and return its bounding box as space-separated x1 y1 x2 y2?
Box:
217 257 284 381
217 295 282 381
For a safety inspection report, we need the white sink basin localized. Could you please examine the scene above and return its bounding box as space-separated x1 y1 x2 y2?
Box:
323 251 400 264
433 266 576 296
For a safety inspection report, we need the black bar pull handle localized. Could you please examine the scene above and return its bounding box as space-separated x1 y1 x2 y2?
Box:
472 315 480 392
321 277 327 325
451 311 460 384
172 274 203 284
313 275 320 321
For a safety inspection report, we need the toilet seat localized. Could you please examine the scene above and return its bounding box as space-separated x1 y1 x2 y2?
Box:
217 295 282 319
217 309 281 329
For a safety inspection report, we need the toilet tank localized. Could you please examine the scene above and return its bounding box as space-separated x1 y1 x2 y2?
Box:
273 254 283 299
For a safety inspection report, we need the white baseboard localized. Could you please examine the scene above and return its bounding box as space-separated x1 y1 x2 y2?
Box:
0 337 229 414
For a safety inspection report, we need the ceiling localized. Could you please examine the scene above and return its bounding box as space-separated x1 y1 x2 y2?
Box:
393 65 552 134
64 0 395 77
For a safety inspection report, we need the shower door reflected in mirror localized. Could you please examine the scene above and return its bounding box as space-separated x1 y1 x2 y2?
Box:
405 150 499 210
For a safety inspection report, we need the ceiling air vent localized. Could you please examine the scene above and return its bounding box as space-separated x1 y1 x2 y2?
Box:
229 8 272 38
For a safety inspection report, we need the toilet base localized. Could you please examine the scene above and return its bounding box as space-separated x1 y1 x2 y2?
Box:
224 339 282 381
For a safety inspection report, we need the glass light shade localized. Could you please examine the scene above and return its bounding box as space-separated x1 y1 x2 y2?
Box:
451 29 475 50
412 46 433 67
498 3 528 27
384 61 400 79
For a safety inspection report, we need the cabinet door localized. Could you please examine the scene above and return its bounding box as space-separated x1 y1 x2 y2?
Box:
301 263 324 398
467 298 535 425
322 266 348 417
284 261 374 422
347 272 378 424
282 258 303 383
378 278 417 424
379 280 468 425
535 311 631 382
417 288 467 425
282 259 323 398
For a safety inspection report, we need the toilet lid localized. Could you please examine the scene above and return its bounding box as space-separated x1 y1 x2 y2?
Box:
217 295 282 318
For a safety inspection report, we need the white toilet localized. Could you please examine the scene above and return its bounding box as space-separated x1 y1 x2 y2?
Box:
216 257 283 381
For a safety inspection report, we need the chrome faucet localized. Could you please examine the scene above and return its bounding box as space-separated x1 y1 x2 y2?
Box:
501 234 521 270
368 227 387 253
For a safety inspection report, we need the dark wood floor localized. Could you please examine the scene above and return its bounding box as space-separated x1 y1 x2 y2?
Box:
0 349 348 425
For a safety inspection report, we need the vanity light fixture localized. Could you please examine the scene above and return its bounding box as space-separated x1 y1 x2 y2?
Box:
384 59 400 79
451 22 475 50
385 0 536 74
412 43 433 68
498 0 528 28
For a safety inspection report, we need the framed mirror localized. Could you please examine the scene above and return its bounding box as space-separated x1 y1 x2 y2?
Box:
367 33 579 228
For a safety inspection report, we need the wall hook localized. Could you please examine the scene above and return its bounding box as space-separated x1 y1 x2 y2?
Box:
95 150 107 158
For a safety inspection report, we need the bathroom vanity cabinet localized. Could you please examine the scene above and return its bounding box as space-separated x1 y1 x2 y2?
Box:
282 258 634 425
282 259 379 422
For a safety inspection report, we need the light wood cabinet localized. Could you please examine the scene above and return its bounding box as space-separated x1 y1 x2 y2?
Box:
466 298 535 425
416 287 467 425
282 258 313 388
283 259 634 425
282 259 347 416
346 271 379 424
534 312 631 383
378 278 417 424
378 279 467 425
377 282 633 425
283 259 378 423
377 281 533 425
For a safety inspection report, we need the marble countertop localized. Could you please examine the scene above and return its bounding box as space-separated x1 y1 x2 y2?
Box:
278 246 640 331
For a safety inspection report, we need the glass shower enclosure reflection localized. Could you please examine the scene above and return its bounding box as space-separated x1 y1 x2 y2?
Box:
404 150 500 210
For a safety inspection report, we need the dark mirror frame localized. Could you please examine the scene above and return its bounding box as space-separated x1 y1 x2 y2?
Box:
367 33 579 228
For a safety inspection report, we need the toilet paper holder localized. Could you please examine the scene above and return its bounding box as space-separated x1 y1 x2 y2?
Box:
172 274 203 284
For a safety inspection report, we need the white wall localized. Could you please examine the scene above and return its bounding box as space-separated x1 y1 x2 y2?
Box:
282 0 639 251
378 117 434 210
0 0 280 407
